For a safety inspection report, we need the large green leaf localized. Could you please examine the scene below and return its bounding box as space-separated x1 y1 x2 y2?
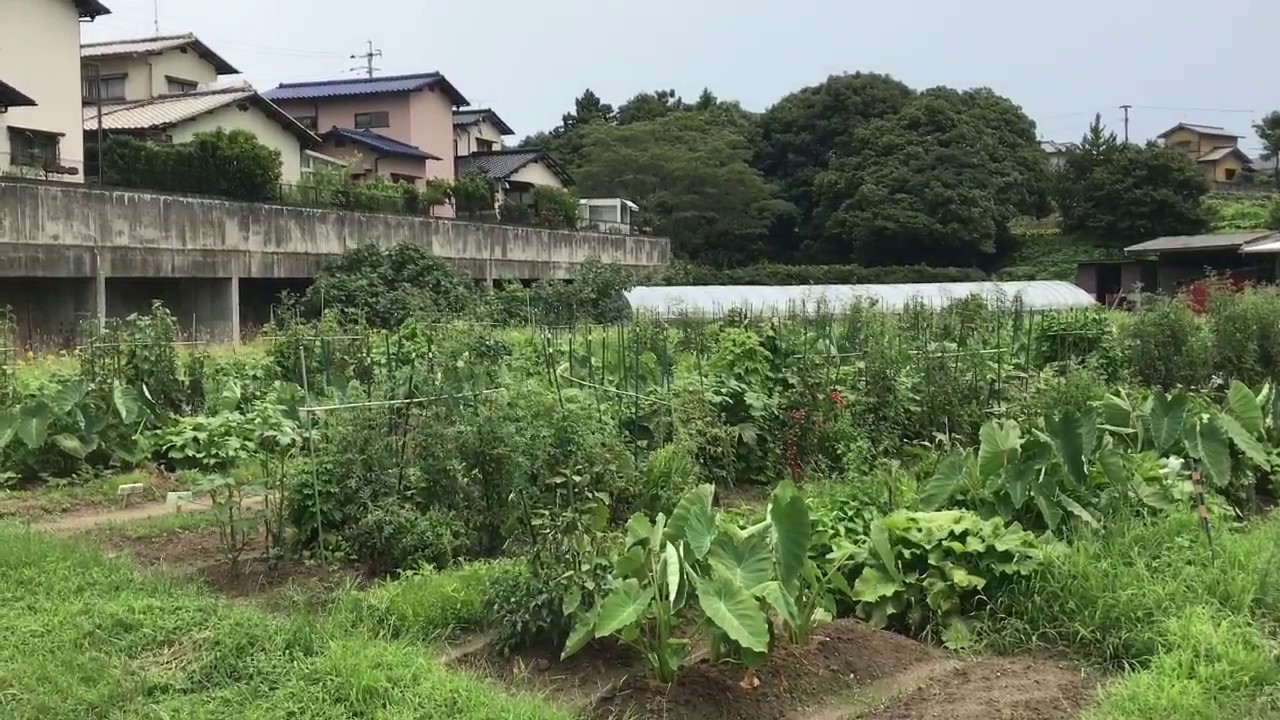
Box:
768 479 809 595
665 484 716 559
662 541 682 606
869 521 902 581
112 383 143 425
851 566 901 603
51 434 98 460
16 402 50 450
1195 418 1233 488
50 380 87 414
561 607 598 660
978 420 1022 479
593 579 652 639
1098 447 1128 487
1058 494 1099 528
759 580 802 632
1226 381 1264 437
1032 466 1062 531
918 450 969 511
695 573 770 653
1149 391 1188 454
1046 409 1088 486
1219 413 1271 468
708 531 773 591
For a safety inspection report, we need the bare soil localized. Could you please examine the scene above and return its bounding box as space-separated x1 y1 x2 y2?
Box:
861 657 1097 720
88 522 362 604
463 621 1097 720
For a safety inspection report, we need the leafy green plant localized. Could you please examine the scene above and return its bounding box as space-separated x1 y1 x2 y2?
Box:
850 510 1040 643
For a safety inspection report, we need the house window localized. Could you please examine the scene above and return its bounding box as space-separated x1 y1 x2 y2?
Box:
1172 140 1192 151
1225 168 1238 181
8 127 60 168
166 77 198 94
354 111 390 129
475 138 496 152
84 74 126 101
294 115 318 131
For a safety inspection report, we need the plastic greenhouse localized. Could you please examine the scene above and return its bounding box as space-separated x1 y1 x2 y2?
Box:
623 281 1096 317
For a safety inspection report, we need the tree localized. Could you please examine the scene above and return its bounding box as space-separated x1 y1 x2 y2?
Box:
574 112 792 266
1057 115 1209 243
755 73 915 248
1254 111 1280 188
807 87 1050 266
616 89 686 125
453 169 496 218
304 244 475 327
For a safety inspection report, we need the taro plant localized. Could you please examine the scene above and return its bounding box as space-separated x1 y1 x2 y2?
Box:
0 378 147 479
849 509 1040 645
562 481 851 684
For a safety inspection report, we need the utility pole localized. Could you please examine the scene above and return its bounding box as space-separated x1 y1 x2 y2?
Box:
350 41 382 78
152 0 160 35
1120 104 1132 143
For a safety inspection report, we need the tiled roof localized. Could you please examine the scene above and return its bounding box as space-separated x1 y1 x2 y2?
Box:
457 149 573 185
1197 146 1252 163
74 0 112 18
81 33 238 74
1125 231 1276 255
1039 140 1077 154
82 88 320 144
0 79 37 109
1157 122 1242 139
452 108 514 135
264 73 468 105
321 127 441 160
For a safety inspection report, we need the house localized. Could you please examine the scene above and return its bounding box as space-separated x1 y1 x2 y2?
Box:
81 33 239 103
1040 140 1077 170
81 34 321 183
82 85 321 182
1157 123 1252 183
456 149 573 208
453 108 513 156
2 0 112 181
1076 231 1280 302
264 73 466 200
579 198 638 234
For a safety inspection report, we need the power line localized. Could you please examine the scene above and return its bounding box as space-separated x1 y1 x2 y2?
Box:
349 40 382 78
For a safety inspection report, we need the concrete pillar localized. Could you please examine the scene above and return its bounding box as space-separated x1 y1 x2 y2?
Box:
93 271 106 332
229 274 241 346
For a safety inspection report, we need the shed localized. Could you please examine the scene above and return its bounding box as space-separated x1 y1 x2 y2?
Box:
624 281 1096 317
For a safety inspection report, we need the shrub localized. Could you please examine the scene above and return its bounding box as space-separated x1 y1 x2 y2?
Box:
303 244 477 328
101 129 282 203
1120 296 1213 390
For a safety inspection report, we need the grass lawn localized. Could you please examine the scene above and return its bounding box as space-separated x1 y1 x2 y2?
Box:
0 524 567 719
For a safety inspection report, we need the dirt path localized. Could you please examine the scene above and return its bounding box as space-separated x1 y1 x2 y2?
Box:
32 495 264 533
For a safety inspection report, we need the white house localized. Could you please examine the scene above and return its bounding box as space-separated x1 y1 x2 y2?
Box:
2 0 112 181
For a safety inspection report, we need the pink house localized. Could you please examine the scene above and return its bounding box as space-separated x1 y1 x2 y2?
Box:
264 72 467 208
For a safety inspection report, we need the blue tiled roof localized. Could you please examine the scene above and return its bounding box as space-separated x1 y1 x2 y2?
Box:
322 127 441 160
264 72 468 105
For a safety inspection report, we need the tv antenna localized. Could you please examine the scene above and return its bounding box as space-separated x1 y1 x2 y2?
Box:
350 40 382 78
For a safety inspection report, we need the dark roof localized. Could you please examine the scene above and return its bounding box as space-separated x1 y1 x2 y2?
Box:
322 127 441 160
456 149 573 185
264 73 468 105
1157 122 1242 139
74 0 112 18
0 79 37 109
452 108 514 135
81 33 239 74
1125 231 1277 255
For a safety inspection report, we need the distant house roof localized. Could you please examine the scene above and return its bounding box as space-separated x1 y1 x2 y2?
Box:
1040 140 1077 154
81 87 320 144
452 108 514 135
1157 122 1243 139
0 80 37 110
457 149 573 185
264 73 468 106
321 127 441 160
1197 146 1253 164
1125 231 1278 255
74 0 112 18
81 33 239 75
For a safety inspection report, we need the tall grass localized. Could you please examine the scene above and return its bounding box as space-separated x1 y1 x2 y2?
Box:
0 525 566 719
984 512 1280 718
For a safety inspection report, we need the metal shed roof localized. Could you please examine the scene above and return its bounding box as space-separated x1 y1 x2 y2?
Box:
1125 231 1278 255
625 281 1096 316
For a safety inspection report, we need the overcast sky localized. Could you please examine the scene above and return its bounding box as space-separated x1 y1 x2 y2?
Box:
84 0 1275 154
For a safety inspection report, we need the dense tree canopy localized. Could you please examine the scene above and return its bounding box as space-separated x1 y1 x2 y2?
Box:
574 112 791 266
1056 116 1209 243
1254 111 1280 184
